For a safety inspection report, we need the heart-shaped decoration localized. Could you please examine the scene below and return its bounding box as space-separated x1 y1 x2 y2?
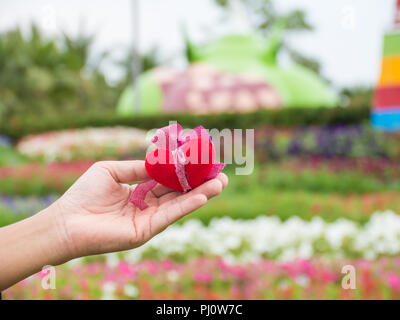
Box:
145 138 215 192
130 123 225 210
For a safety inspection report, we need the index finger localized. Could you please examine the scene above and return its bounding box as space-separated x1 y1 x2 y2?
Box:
96 160 149 183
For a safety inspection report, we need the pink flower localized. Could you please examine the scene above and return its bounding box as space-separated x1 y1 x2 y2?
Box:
281 263 299 278
231 284 242 298
194 272 213 283
86 263 101 275
103 273 117 284
118 262 136 278
38 269 50 279
321 270 336 283
298 259 316 278
61 286 73 296
162 259 174 271
79 278 90 290
146 261 158 274
357 259 371 270
230 266 247 280
387 273 400 290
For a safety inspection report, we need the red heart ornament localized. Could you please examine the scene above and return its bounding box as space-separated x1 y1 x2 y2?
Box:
145 138 215 192
130 123 225 211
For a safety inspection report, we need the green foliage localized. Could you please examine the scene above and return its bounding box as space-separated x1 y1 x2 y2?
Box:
340 86 374 108
0 145 30 166
0 25 120 122
2 159 396 197
215 0 312 32
255 124 398 160
0 107 370 141
2 161 400 226
285 46 321 75
0 207 29 228
180 166 400 225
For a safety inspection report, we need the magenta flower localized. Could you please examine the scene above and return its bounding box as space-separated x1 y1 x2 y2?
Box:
194 272 213 283
5 257 400 300
321 270 336 283
37 269 50 279
118 262 137 278
230 266 247 280
145 260 159 275
162 259 175 271
79 278 90 290
387 273 400 290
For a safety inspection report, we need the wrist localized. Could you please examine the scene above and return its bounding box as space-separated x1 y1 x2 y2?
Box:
0 205 73 290
41 203 76 264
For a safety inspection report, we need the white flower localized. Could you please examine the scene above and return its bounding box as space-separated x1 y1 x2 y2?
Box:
119 211 400 262
123 284 139 298
16 127 149 161
167 271 180 282
106 253 120 268
102 282 117 300
295 275 310 287
66 257 84 267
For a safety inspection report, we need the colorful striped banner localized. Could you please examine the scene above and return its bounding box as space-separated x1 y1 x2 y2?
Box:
379 55 400 86
371 4 400 131
383 32 400 56
374 86 400 107
371 109 400 131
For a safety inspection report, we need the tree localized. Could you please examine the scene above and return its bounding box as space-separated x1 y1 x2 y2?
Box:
115 47 162 88
340 86 373 108
0 24 119 122
213 0 321 74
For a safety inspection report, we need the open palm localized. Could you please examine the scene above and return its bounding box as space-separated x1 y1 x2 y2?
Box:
52 161 227 259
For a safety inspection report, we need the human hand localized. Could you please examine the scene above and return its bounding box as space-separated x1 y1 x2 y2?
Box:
50 161 228 260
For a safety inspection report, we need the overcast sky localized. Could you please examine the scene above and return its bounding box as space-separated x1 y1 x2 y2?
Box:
0 0 395 88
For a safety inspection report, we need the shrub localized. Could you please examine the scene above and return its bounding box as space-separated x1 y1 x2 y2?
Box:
1 107 370 141
0 25 120 123
255 124 398 161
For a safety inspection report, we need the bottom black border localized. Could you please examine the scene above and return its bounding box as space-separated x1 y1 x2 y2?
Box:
0 300 397 318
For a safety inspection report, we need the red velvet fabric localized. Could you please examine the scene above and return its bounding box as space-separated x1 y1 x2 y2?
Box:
130 124 225 210
145 138 215 192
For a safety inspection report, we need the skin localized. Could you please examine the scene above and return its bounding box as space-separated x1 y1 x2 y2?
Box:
0 160 228 290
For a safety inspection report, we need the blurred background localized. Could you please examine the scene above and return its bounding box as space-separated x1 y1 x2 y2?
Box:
1 0 400 299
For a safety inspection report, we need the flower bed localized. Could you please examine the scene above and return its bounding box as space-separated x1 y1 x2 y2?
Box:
0 135 12 147
0 194 58 216
3 157 400 197
4 207 400 265
279 157 400 180
0 194 59 226
255 124 400 161
87 211 400 263
0 135 30 166
4 257 400 300
1 107 370 141
9 124 400 164
0 161 93 195
2 183 400 226
16 127 149 162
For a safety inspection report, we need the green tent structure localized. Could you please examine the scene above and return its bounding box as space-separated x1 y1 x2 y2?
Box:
117 18 338 116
